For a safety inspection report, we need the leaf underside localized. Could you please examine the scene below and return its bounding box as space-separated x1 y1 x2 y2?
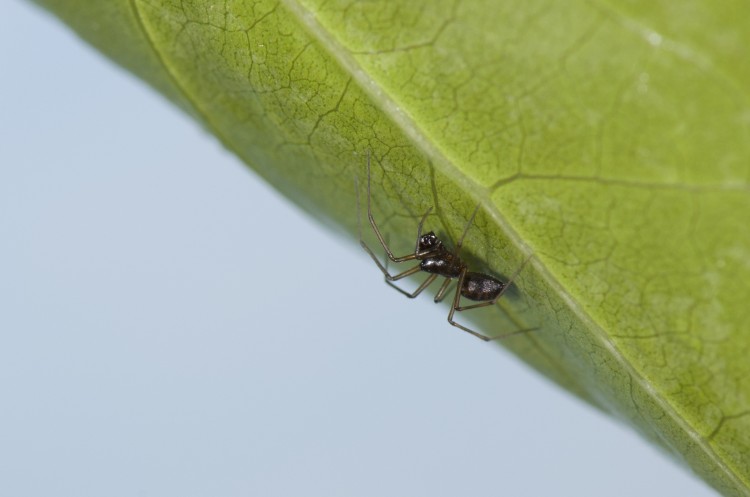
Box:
32 0 750 494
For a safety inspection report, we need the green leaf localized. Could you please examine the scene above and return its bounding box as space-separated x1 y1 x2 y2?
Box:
31 0 750 494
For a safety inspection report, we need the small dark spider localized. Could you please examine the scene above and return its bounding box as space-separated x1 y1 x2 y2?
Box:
357 153 532 341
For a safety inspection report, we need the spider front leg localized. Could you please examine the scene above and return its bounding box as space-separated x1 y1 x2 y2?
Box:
356 153 438 280
386 272 439 299
355 168 415 282
358 235 414 281
361 152 439 260
361 152 418 263
380 252 439 299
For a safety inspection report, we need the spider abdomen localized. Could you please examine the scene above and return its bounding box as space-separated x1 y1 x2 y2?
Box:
461 272 505 301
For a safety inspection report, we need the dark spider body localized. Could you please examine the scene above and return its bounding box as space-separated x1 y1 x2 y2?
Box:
416 232 505 301
357 154 531 341
462 272 505 301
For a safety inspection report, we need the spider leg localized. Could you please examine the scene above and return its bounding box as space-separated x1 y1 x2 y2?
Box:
361 151 422 263
355 153 418 280
455 203 481 255
386 273 438 299
413 207 434 256
359 236 416 280
455 300 498 312
380 249 438 298
387 264 422 281
433 277 453 303
448 258 537 341
447 269 494 341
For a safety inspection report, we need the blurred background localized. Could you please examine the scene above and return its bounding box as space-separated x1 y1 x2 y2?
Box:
0 2 717 496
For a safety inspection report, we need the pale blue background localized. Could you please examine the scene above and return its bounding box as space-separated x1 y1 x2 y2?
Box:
0 2 717 496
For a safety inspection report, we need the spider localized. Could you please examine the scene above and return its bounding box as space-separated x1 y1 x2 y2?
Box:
357 153 532 341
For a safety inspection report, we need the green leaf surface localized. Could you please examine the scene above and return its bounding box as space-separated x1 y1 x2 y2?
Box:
31 0 750 494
